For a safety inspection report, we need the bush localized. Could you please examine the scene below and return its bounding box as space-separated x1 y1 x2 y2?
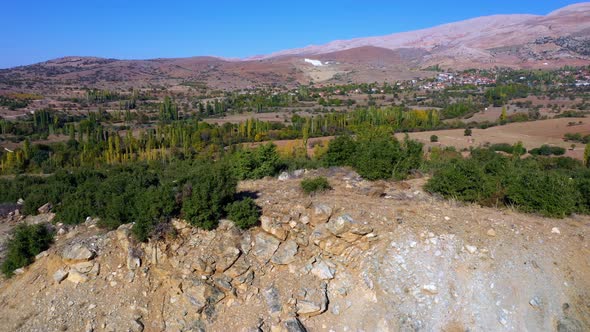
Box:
353 135 403 180
464 128 472 136
425 158 494 202
505 168 578 217
427 148 587 218
430 135 438 143
231 143 283 180
181 162 237 230
529 145 566 156
322 135 357 167
225 197 261 229
132 185 177 242
301 177 332 195
489 143 527 156
1 224 54 277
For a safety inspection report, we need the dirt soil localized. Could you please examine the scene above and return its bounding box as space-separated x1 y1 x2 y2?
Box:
397 117 590 160
0 169 588 332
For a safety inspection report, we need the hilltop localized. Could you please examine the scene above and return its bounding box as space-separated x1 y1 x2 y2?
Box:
0 169 588 331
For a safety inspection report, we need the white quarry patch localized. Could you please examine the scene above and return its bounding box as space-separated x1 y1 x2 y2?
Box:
304 58 323 66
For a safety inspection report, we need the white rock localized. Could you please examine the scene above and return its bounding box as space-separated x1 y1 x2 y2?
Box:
311 259 335 280
465 245 477 254
551 227 560 234
422 284 438 294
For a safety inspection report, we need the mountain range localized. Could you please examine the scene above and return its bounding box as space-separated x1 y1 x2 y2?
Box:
1 3 589 92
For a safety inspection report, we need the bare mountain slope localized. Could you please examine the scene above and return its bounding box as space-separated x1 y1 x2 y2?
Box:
262 3 590 59
1 3 589 92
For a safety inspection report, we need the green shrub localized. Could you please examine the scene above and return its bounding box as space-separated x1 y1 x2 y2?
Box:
489 143 526 155
430 135 438 143
1 224 54 277
181 162 237 230
425 158 494 202
225 197 261 229
132 185 177 242
322 135 357 167
464 128 472 136
353 135 403 180
393 138 424 180
301 177 332 195
529 145 566 156
505 168 578 217
231 143 283 180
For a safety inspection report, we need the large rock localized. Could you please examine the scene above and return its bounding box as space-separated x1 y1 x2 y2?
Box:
183 280 226 313
66 270 89 284
271 240 299 265
62 243 95 262
326 214 355 236
127 249 141 271
296 284 328 317
284 317 307 332
311 204 332 225
309 224 333 246
216 247 241 273
260 216 288 241
224 256 251 278
37 202 52 214
53 269 69 283
263 286 282 317
253 232 281 262
71 261 95 274
311 259 335 280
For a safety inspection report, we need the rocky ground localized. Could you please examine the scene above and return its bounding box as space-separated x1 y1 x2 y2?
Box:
0 168 589 332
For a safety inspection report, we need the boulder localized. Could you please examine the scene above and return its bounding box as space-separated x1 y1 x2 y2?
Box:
67 270 89 284
193 256 215 275
271 240 299 265
311 204 332 225
37 203 52 214
253 232 281 262
263 286 282 317
53 269 69 283
296 300 322 315
261 216 288 241
62 243 95 262
309 224 333 246
183 280 226 313
278 172 291 181
224 256 251 278
216 247 241 273
296 284 328 317
326 214 355 236
311 259 335 280
318 237 351 256
213 275 234 293
127 249 141 271
284 318 307 332
71 261 95 274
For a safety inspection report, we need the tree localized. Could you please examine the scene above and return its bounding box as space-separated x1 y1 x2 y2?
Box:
585 143 590 167
322 135 357 167
499 106 507 122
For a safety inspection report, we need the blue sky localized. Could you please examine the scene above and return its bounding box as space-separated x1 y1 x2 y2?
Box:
0 0 585 68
